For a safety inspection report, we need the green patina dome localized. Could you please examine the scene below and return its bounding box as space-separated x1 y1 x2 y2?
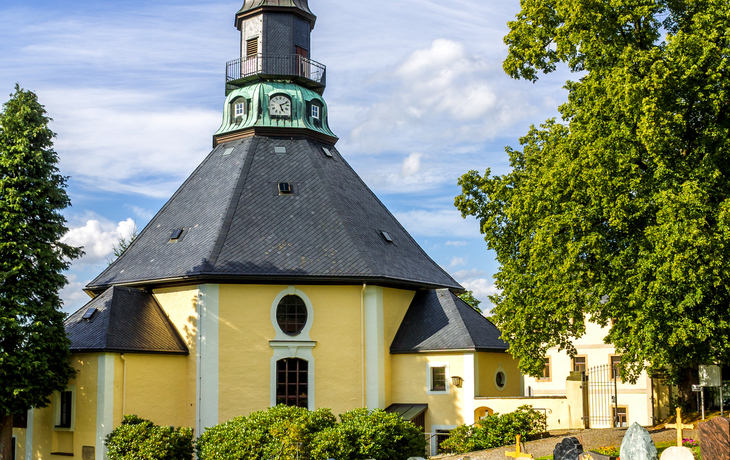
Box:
215 81 336 140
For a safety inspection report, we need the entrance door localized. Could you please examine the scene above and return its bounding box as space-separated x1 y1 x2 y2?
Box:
295 46 309 77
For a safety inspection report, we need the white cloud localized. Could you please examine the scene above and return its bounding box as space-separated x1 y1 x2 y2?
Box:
59 274 92 313
453 268 487 278
446 240 468 246
45 88 219 198
129 205 156 221
61 218 136 265
461 278 501 303
347 39 536 153
450 256 466 267
401 152 423 176
394 208 481 238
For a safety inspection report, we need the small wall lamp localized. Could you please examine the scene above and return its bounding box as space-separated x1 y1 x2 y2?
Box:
451 376 464 388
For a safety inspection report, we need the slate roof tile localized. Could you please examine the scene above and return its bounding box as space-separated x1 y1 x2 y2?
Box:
87 137 460 291
390 289 509 353
65 286 188 354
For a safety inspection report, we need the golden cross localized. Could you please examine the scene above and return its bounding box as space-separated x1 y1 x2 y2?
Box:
666 408 694 447
506 435 534 459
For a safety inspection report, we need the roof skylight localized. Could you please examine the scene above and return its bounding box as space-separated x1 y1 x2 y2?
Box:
170 228 184 240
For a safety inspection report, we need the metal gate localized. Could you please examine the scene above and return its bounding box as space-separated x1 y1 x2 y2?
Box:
582 364 619 428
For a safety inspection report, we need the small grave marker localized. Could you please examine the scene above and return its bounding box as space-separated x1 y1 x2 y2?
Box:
506 435 534 460
666 408 695 447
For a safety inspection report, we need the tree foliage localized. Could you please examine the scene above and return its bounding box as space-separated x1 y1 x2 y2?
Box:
440 405 547 454
455 0 730 382
458 290 483 313
108 225 137 265
0 86 82 455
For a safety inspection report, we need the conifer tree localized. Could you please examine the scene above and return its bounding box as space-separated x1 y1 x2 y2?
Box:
0 85 82 460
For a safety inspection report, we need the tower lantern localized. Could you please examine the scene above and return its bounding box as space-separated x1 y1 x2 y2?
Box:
216 0 332 146
235 0 316 60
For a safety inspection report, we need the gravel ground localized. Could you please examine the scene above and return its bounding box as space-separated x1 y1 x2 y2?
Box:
432 427 699 460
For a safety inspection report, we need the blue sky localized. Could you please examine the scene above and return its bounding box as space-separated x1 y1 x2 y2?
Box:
0 0 571 314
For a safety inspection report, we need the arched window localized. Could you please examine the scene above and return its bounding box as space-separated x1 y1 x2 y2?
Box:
276 295 307 336
276 358 308 407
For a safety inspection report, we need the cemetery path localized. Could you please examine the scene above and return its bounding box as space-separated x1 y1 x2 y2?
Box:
433 427 699 460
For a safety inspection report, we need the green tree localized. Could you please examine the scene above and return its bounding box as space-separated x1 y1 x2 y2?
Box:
455 0 730 384
458 290 483 313
0 86 82 459
107 225 137 265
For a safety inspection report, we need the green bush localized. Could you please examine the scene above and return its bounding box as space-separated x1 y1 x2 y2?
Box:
196 405 337 460
105 414 194 460
439 405 547 454
309 408 427 460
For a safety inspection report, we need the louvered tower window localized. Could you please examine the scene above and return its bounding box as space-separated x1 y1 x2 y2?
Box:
246 38 258 57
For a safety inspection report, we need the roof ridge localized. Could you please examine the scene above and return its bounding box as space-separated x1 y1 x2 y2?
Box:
205 137 258 271
440 290 477 349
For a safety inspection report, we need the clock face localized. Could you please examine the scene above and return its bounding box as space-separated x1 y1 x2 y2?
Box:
269 95 291 117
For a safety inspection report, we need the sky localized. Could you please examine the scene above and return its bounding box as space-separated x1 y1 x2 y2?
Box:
0 0 572 315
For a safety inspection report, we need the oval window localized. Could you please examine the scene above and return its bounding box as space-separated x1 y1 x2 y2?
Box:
276 295 307 335
495 371 506 389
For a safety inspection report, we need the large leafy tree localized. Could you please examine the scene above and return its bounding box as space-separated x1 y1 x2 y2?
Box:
0 86 82 459
456 0 730 384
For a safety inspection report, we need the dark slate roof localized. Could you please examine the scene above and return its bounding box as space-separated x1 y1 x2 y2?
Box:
65 286 188 354
238 0 313 15
385 404 428 422
390 289 508 353
87 138 462 293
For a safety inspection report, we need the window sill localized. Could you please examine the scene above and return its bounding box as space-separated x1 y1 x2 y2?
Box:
51 452 74 456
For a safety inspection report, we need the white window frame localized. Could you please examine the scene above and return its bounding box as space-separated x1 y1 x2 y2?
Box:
311 104 320 119
234 101 245 117
53 385 76 432
427 362 450 395
269 286 316 410
494 365 507 392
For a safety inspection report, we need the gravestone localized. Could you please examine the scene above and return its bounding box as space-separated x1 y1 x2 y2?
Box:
659 446 694 460
620 422 658 460
554 437 584 460
699 416 730 460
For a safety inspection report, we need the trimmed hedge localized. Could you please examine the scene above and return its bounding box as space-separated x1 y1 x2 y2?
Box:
196 405 337 460
104 415 194 460
439 405 547 454
309 408 427 460
197 406 427 460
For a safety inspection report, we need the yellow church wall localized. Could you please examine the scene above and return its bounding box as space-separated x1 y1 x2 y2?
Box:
217 284 281 421
390 353 467 432
112 353 191 428
13 428 25 460
475 352 521 397
381 288 416 408
152 286 199 428
26 353 98 460
306 285 365 416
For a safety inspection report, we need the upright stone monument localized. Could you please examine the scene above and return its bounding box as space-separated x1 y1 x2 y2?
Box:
554 437 584 460
619 422 658 460
699 416 730 460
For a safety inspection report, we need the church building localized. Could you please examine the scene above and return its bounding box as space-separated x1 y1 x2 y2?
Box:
12 2 521 459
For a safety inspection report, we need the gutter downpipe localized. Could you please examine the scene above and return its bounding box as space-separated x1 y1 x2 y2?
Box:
120 353 127 416
361 283 367 408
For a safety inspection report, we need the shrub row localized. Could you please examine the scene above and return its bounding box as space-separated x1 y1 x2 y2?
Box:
105 406 427 460
439 405 548 454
